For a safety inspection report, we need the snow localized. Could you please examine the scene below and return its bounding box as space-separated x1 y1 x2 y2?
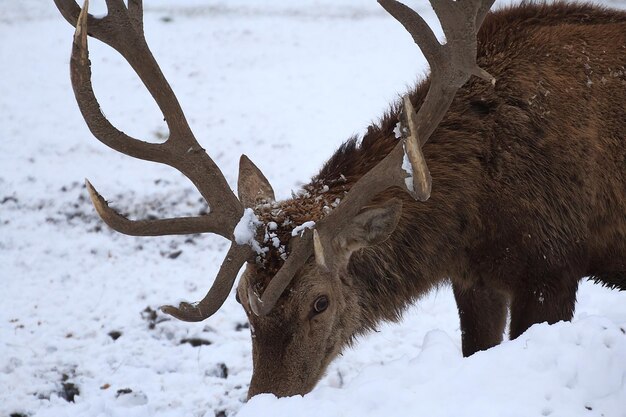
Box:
291 221 316 237
240 318 626 417
234 208 262 253
1 1 625 417
401 144 415 192
393 121 403 139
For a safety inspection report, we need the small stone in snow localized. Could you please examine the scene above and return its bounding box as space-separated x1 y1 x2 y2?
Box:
180 337 212 347
108 330 122 341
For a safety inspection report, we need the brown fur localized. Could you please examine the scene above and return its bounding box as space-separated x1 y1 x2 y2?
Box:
237 1 626 397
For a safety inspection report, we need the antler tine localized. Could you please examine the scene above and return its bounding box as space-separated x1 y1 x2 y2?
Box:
127 0 144 34
85 180 233 238
162 243 253 322
375 0 441 64
70 1 167 164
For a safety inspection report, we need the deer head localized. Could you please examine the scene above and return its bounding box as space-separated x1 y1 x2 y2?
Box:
54 0 494 398
238 196 404 397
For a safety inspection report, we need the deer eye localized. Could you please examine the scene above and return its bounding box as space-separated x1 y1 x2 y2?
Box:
313 295 329 314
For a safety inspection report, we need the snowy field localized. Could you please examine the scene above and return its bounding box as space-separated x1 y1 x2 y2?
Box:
1 0 625 416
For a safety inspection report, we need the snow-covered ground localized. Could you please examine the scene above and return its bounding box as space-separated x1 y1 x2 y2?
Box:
1 1 625 416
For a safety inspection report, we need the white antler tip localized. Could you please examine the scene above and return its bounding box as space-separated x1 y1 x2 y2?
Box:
84 178 98 199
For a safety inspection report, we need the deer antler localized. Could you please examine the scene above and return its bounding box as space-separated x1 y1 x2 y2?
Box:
57 0 496 320
55 0 255 321
249 0 496 316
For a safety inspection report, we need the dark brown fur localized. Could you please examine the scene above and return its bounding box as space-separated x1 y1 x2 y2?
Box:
240 1 626 396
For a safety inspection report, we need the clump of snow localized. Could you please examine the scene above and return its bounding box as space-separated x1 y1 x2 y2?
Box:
291 221 316 237
263 226 282 249
394 120 409 140
234 208 263 253
401 144 414 192
393 121 403 139
293 189 312 199
278 245 287 261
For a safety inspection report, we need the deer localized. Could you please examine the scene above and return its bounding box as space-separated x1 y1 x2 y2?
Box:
54 0 626 399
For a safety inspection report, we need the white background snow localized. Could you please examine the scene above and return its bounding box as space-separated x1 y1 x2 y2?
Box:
1 1 625 416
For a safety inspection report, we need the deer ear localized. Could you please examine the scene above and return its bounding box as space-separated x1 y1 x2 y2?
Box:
334 199 403 254
238 155 276 208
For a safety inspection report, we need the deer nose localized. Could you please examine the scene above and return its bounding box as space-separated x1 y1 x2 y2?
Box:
247 377 311 400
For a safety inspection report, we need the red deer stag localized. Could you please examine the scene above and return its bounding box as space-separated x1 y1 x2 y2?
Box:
55 0 626 398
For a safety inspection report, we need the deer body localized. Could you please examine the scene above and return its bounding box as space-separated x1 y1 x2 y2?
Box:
241 2 626 396
55 0 625 401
